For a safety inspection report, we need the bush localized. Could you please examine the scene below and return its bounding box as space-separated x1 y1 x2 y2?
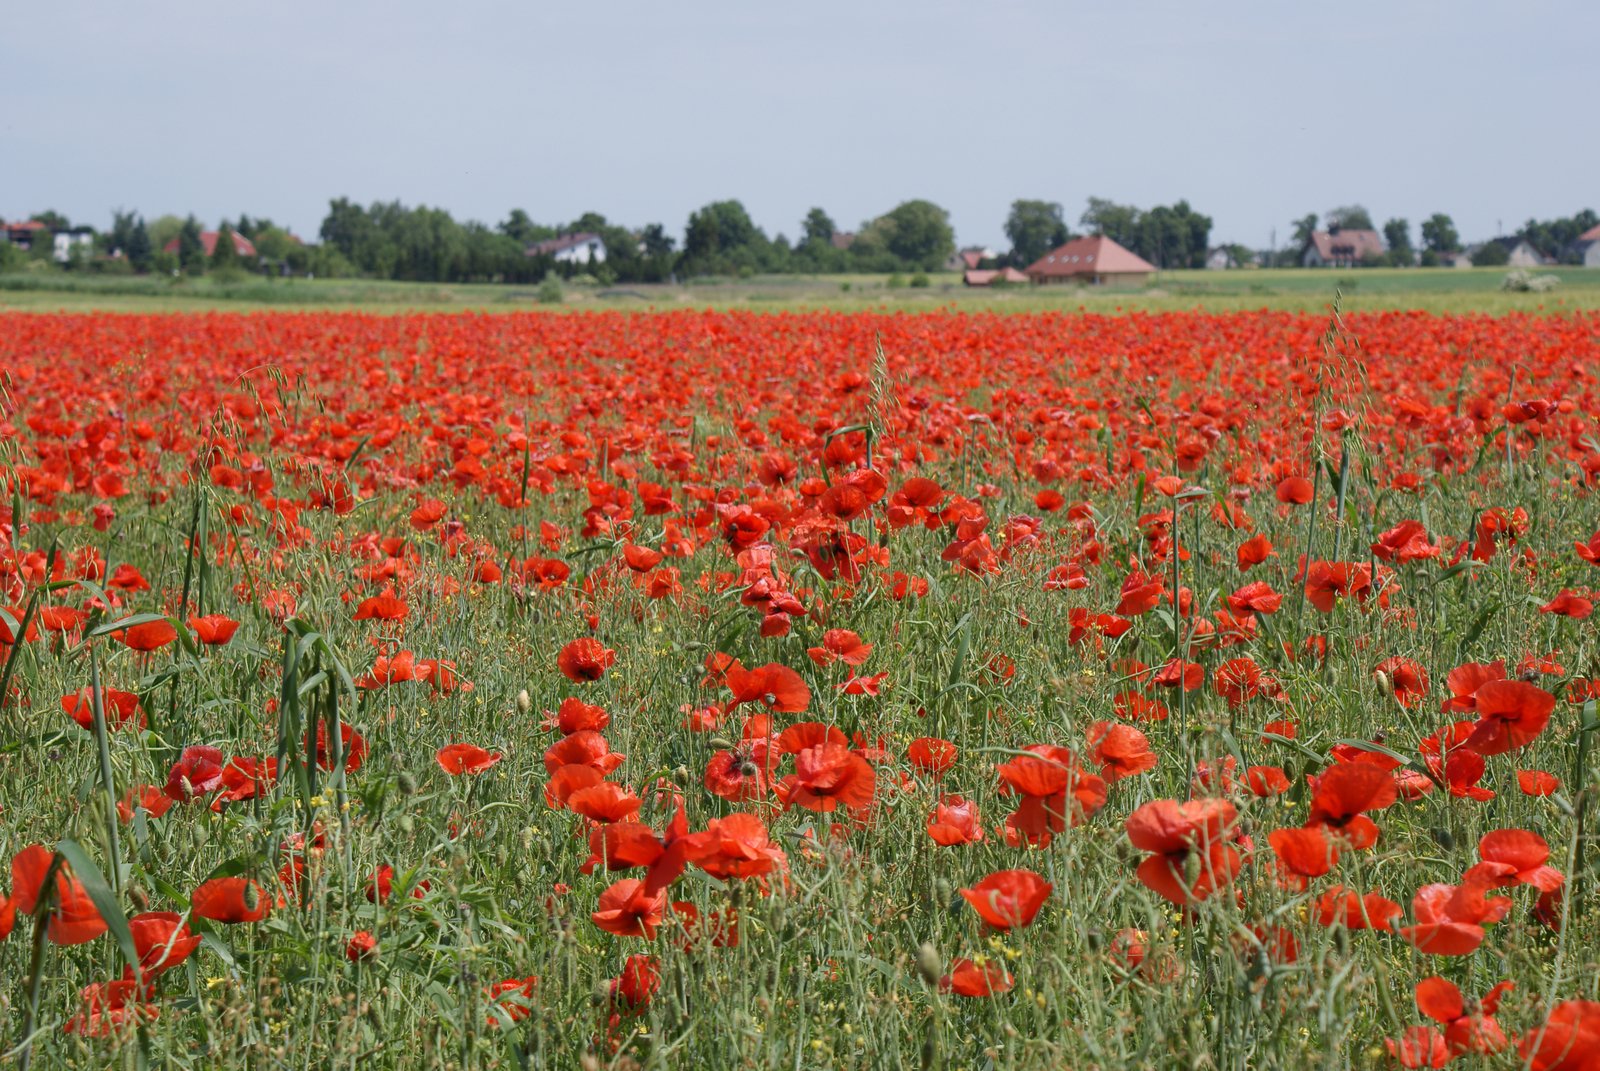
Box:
1472 242 1510 267
1501 269 1559 293
535 276 564 304
886 273 906 289
909 273 930 288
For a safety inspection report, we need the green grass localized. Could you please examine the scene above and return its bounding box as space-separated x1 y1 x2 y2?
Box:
4 265 1597 315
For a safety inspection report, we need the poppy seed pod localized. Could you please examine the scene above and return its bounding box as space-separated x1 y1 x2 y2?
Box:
397 771 418 796
516 689 531 715
915 942 941 985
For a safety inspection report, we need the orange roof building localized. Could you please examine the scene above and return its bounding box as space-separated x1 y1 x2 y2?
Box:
1023 235 1155 286
162 230 257 258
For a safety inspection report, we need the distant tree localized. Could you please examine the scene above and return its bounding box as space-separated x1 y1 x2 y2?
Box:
1382 218 1413 265
29 209 71 231
211 225 241 271
1517 208 1599 263
640 223 675 259
1004 200 1070 268
1081 197 1141 247
1325 205 1374 232
1471 241 1509 267
126 218 153 272
1291 213 1319 250
105 210 139 257
680 200 775 276
177 216 207 274
498 209 551 245
873 200 954 271
148 215 184 257
802 208 837 247
1421 213 1460 254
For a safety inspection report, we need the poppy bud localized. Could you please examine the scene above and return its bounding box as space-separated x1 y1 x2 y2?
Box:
672 765 688 782
1085 928 1103 953
914 942 941 985
709 737 734 751
1183 850 1204 887
129 885 150 912
242 881 260 912
516 690 531 715
397 771 418 796
934 878 953 906
591 980 612 1006
398 815 415 835
1372 669 1390 694
1430 826 1455 851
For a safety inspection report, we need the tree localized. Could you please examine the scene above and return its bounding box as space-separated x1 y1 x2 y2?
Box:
1325 205 1374 232
1382 218 1413 265
177 215 207 274
148 215 184 257
870 200 954 271
1081 197 1141 247
1004 200 1070 268
802 209 837 247
29 209 70 231
1291 214 1319 250
1471 241 1509 267
498 209 551 246
1421 213 1460 253
126 218 153 272
680 200 774 276
211 225 241 271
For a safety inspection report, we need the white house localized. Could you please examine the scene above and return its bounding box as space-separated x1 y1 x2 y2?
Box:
1488 237 1549 268
52 231 94 263
526 232 606 265
1577 224 1600 268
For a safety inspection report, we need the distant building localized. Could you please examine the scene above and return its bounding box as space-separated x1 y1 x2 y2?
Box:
52 230 94 263
963 267 1029 287
1301 229 1385 268
948 246 998 272
1484 236 1550 268
2 220 49 249
1434 250 1473 269
162 230 258 259
1024 235 1156 286
829 232 856 252
1573 224 1600 267
526 233 605 265
1206 246 1258 270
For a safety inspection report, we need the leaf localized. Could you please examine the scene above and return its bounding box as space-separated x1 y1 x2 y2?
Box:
88 612 172 638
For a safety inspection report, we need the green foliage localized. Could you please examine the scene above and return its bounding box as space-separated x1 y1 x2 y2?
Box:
210 226 241 271
1516 209 1599 263
1083 197 1212 269
535 274 564 303
1325 204 1374 232
1471 240 1510 267
177 216 207 275
1004 200 1070 268
1382 218 1413 265
1421 214 1460 254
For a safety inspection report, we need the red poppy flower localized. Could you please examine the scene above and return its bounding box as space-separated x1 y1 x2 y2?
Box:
352 591 408 622
1540 590 1594 619
9 844 107 945
776 743 875 813
725 662 810 713
907 736 958 777
346 930 379 962
1464 679 1555 755
926 796 984 846
1124 798 1242 904
549 697 610 734
1415 975 1513 1056
1374 657 1429 707
543 730 625 775
1467 829 1564 892
436 743 504 775
556 637 616 683
165 745 227 802
609 953 661 1013
211 757 278 809
685 812 787 881
60 688 144 731
1086 720 1156 782
1246 765 1291 797
1268 825 1340 884
1399 881 1511 956
703 739 774 802
939 957 1014 997
188 614 240 645
1306 762 1398 849
483 976 540 1027
117 785 172 822
1440 660 1506 712
1520 999 1600 1071
806 629 873 667
115 618 178 652
1226 581 1283 615
1385 1026 1450 1069
192 877 273 923
128 911 202 976
959 869 1051 931
591 878 667 938
1517 769 1561 796
1312 886 1401 930
568 782 642 824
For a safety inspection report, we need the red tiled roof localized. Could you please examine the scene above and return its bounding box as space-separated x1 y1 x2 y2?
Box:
5 220 49 231
1306 229 1385 262
527 233 602 257
1025 235 1156 277
1579 223 1600 243
964 267 1031 287
161 230 258 258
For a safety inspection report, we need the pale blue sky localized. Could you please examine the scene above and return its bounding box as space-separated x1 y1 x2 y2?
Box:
4 0 1595 250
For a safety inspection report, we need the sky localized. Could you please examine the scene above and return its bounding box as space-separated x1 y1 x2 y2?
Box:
5 0 1596 252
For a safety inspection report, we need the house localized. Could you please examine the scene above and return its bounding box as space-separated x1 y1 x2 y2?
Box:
947 246 998 272
52 230 95 263
963 267 1029 287
1301 229 1385 268
1024 235 1156 286
1206 246 1259 270
1435 250 1473 269
2 220 49 249
1573 224 1600 267
162 230 258 258
1487 236 1550 268
829 232 856 252
525 232 605 265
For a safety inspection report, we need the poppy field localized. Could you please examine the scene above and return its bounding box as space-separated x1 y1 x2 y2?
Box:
2 307 1600 1069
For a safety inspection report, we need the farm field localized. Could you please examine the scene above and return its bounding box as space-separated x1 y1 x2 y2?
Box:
1 307 1599 1069
3 266 1600 316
